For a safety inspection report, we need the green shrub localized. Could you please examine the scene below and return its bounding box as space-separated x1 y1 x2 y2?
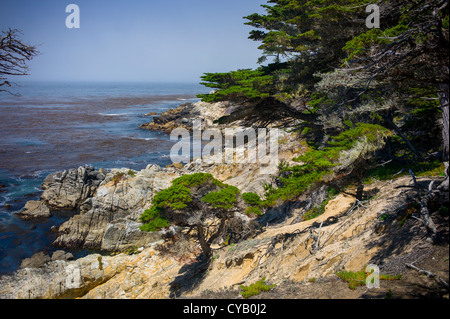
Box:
240 277 275 298
139 206 170 232
140 173 241 240
242 192 264 217
172 172 224 188
336 269 402 290
245 206 263 216
152 184 192 210
242 192 263 206
139 216 170 232
201 186 240 210
264 124 391 204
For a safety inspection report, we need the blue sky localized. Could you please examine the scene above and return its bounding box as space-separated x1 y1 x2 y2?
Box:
0 0 266 82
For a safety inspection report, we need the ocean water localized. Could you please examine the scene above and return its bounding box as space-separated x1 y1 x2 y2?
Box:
0 81 210 275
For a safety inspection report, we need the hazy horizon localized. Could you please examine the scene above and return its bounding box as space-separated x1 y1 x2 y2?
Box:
0 0 266 83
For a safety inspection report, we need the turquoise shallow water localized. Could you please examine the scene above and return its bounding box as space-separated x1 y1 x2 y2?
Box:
0 81 210 275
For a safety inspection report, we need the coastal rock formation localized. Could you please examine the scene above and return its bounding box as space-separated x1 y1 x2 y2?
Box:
40 165 105 210
4 99 447 299
15 200 52 220
2 176 447 299
14 166 104 220
139 101 228 133
52 165 180 250
0 252 131 299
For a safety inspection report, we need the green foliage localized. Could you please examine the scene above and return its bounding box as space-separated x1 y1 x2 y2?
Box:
194 0 447 215
242 192 264 216
336 269 402 290
343 23 409 63
201 185 240 210
365 160 445 183
265 124 391 204
127 169 136 177
198 0 374 103
152 184 192 210
240 277 275 298
197 69 275 103
242 192 263 207
172 172 223 188
140 173 243 233
245 206 263 217
139 216 170 232
139 206 170 232
112 172 126 186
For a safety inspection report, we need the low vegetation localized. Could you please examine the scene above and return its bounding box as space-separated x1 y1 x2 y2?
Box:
336 269 402 290
240 277 276 298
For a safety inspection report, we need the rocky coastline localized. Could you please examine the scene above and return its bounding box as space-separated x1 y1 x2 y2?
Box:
1 100 448 299
139 100 230 134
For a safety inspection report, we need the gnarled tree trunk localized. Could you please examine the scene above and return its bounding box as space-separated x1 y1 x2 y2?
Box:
196 224 212 258
437 83 449 164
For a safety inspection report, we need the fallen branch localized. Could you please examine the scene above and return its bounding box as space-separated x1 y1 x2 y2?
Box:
406 262 449 290
310 220 324 254
346 199 370 216
409 169 418 188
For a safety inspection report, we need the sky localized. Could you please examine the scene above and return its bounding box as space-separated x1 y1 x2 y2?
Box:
0 0 266 83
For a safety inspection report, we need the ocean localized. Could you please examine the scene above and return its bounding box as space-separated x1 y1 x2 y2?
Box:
0 81 210 275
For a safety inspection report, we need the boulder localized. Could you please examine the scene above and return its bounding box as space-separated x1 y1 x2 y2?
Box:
15 200 51 220
40 165 105 210
101 220 163 251
0 253 129 299
20 252 51 269
51 250 74 262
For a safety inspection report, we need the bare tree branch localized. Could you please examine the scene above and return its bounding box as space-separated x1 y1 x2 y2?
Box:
0 28 39 94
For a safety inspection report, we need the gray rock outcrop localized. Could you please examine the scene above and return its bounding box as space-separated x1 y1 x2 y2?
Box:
15 200 52 220
40 165 105 210
52 165 180 250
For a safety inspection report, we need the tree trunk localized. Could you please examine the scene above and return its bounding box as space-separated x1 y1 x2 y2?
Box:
356 178 365 201
207 218 227 245
437 83 449 163
385 114 422 161
196 224 212 258
355 166 368 201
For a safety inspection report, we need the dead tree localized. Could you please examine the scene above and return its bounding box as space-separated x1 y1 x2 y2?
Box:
0 28 39 94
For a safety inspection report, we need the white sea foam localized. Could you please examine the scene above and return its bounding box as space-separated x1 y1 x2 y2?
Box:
98 113 131 117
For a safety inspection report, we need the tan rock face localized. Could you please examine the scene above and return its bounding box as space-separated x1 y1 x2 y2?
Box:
1 176 447 299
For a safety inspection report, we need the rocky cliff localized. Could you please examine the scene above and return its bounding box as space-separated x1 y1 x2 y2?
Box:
2 175 448 299
1 101 448 299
